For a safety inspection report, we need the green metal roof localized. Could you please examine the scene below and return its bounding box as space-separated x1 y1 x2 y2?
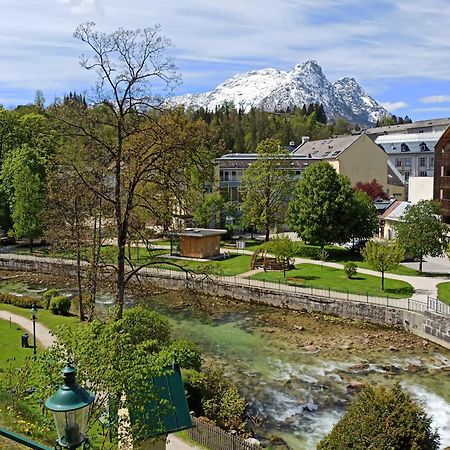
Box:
128 364 192 438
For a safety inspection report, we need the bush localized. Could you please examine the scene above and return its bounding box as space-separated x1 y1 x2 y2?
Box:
317 384 440 450
153 340 202 371
49 296 71 316
185 366 247 433
344 261 357 279
42 289 59 309
0 292 40 308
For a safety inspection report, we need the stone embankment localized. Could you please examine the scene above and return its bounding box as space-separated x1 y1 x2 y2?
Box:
0 253 449 349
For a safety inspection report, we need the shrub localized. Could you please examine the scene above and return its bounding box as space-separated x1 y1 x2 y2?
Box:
185 366 247 433
344 261 357 279
49 296 71 316
153 340 202 371
317 384 440 450
42 289 59 309
0 292 40 308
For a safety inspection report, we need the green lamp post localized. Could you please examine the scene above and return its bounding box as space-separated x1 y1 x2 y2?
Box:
30 303 37 360
45 366 95 449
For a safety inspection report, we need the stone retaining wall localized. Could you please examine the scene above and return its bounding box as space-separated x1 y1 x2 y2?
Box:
0 256 449 349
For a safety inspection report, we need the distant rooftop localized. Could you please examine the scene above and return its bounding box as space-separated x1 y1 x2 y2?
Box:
366 118 450 136
292 134 361 159
375 131 443 144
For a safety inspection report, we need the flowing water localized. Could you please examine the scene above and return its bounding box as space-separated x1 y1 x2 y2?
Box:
1 279 450 449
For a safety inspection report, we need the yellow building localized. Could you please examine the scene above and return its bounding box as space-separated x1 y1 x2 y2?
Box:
292 134 404 198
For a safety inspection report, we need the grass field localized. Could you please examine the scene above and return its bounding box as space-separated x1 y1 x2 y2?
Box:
249 263 414 299
437 282 450 305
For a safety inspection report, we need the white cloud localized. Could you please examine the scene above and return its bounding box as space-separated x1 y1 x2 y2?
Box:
411 107 450 113
1 0 450 105
380 101 408 112
420 95 450 104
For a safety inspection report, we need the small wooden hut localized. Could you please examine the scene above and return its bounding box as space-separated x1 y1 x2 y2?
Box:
176 228 227 259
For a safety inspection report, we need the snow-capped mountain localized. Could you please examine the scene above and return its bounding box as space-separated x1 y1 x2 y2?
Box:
169 60 388 126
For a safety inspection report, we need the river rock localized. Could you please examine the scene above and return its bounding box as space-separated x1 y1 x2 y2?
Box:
347 380 365 392
294 325 304 331
303 345 319 352
405 364 424 373
380 364 401 374
348 363 370 372
244 438 261 447
389 346 398 352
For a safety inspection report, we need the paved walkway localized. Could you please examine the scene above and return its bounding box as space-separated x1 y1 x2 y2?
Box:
0 310 201 450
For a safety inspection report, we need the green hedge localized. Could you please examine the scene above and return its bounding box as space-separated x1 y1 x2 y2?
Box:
0 292 41 309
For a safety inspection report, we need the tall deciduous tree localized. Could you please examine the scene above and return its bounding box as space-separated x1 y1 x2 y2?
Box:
348 190 378 242
54 23 213 319
240 138 295 241
287 162 355 249
361 240 404 290
395 200 448 272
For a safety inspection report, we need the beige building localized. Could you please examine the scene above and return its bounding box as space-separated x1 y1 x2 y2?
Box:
292 134 404 198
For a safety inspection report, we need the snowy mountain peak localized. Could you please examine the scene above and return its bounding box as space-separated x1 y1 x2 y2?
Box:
169 60 388 126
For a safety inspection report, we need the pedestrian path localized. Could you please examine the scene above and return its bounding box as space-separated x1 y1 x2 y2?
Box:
0 310 201 450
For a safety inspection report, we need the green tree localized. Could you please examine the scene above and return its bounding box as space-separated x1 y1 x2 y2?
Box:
240 138 295 241
193 192 225 228
348 190 378 242
11 165 43 250
264 235 297 276
318 384 439 450
361 241 404 290
395 200 448 272
287 162 355 250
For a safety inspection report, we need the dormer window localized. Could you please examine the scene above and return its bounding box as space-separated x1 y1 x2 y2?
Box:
400 143 410 152
419 142 429 152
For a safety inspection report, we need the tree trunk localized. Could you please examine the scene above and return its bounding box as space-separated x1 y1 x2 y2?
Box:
115 229 126 320
265 226 270 242
29 238 33 253
419 251 423 273
74 198 85 321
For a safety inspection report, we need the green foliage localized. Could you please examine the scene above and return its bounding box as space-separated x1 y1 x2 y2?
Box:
344 261 357 278
42 288 59 309
0 291 40 308
49 296 71 316
287 162 355 249
317 384 440 450
153 340 202 371
241 138 295 241
348 190 378 241
186 366 247 433
193 192 225 228
395 200 448 272
361 241 405 290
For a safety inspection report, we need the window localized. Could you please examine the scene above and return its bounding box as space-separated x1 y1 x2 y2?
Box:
401 143 410 152
419 157 426 167
419 171 427 176
396 159 402 167
404 171 410 180
231 170 236 181
420 142 429 152
224 171 229 181
405 158 411 167
219 170 224 181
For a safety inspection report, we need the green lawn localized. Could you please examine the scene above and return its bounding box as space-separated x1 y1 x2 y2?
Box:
0 318 39 371
437 282 450 305
0 303 80 333
249 263 414 299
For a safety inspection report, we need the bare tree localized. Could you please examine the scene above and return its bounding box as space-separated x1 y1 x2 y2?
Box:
54 23 213 319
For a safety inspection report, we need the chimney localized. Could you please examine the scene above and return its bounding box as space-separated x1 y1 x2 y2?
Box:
289 141 296 147
301 136 310 145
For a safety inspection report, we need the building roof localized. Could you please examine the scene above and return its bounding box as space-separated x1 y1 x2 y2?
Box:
292 134 361 159
366 118 450 136
387 160 405 186
375 131 442 154
380 200 410 221
216 153 318 169
177 228 227 237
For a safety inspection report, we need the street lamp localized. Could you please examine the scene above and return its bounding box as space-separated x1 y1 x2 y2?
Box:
30 303 37 360
45 366 95 449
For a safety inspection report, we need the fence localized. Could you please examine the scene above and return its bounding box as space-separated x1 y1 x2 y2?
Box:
188 417 259 450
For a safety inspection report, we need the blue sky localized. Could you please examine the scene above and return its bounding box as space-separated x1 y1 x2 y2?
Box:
1 0 450 121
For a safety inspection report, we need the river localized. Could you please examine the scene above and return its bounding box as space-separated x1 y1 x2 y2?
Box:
1 277 450 449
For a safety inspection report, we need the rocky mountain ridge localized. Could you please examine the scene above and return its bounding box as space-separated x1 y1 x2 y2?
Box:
170 60 388 126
